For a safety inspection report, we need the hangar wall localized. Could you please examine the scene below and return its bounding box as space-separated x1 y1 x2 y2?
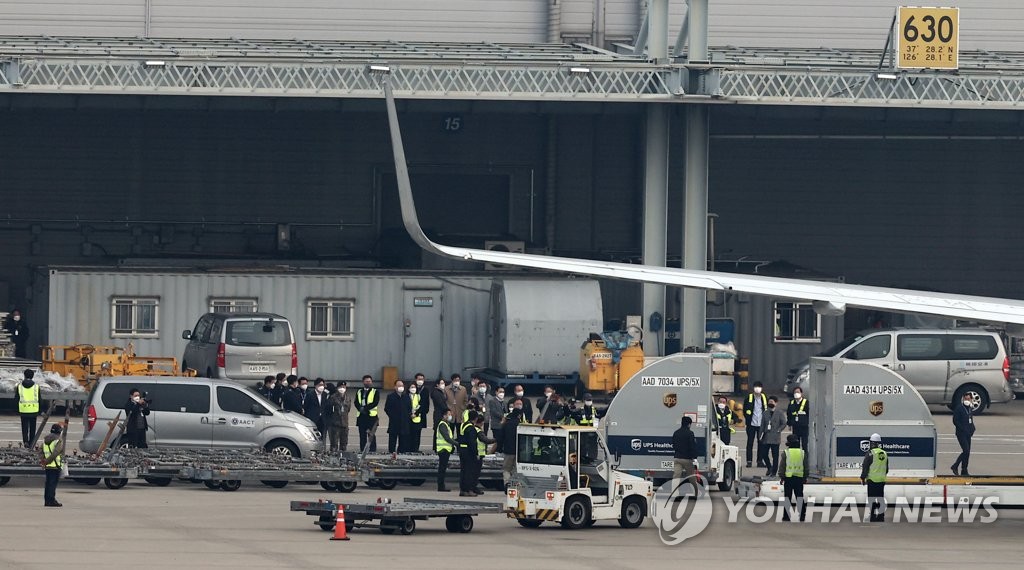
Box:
3 1 1024 50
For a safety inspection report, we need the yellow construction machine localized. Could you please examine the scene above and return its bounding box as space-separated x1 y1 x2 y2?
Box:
42 343 192 391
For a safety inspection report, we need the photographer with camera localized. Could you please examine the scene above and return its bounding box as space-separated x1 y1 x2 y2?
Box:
125 388 151 448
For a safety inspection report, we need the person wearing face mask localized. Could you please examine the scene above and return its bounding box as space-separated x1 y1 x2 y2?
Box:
435 407 458 492
355 375 380 452
412 373 430 442
860 433 888 522
536 385 561 424
257 375 275 401
778 434 808 522
303 378 328 438
714 396 736 445
743 382 768 468
429 377 448 451
282 376 303 414
405 380 429 452
326 382 351 453
384 380 413 454
578 394 599 427
485 385 505 444
511 385 533 422
759 395 787 477
40 423 65 507
445 373 468 424
951 393 977 476
124 388 151 448
271 373 287 406
4 308 30 358
298 376 311 408
787 387 810 450
16 369 40 448
475 382 499 435
500 400 525 484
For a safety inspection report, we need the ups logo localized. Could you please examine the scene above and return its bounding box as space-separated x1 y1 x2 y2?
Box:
663 393 677 408
869 401 884 417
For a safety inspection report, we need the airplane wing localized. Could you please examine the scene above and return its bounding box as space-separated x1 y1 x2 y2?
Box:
381 79 1024 327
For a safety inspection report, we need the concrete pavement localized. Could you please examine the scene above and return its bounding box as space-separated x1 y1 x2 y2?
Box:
1 401 1023 569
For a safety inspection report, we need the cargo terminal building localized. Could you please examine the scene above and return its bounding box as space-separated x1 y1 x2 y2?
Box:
2 1 1023 390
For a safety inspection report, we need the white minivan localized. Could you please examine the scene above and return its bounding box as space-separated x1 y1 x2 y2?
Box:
785 328 1013 413
182 312 297 381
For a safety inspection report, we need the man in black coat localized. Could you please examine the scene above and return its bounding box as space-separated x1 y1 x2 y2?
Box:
282 376 303 414
672 416 698 494
384 380 412 453
951 393 977 476
124 388 151 448
304 378 328 437
4 309 30 358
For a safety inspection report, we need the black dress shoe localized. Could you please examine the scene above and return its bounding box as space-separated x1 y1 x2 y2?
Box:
746 461 752 468
961 471 972 477
950 464 960 476
459 491 473 497
437 487 450 492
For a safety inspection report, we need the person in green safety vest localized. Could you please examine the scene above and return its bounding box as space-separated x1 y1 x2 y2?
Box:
860 433 889 522
355 375 380 452
16 369 40 448
407 380 429 452
39 423 65 507
714 395 737 446
434 407 457 492
778 434 807 522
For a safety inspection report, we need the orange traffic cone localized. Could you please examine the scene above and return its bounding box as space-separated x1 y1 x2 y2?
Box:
330 505 350 541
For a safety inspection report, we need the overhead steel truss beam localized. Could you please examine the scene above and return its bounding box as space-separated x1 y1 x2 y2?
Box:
0 58 675 101
716 68 1024 109
3 57 1024 108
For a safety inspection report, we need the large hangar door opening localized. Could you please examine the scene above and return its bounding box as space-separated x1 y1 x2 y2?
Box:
379 171 511 236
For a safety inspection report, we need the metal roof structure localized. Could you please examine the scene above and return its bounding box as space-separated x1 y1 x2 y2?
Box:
2 35 1024 108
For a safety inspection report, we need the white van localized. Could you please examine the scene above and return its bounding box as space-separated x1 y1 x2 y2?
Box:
785 328 1013 413
182 312 296 381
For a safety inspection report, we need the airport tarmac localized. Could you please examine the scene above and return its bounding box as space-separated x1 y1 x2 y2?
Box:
1 401 1022 569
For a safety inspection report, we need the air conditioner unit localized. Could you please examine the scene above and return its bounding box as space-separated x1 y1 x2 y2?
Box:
483 240 525 270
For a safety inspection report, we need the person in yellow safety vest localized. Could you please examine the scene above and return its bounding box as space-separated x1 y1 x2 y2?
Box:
743 382 768 468
778 434 807 522
457 411 481 496
355 375 380 453
787 388 810 450
714 396 737 446
407 381 428 453
578 393 599 427
860 433 889 522
16 369 40 448
435 408 457 492
39 423 64 507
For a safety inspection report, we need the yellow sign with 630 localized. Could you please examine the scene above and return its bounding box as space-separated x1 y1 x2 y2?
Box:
897 6 959 70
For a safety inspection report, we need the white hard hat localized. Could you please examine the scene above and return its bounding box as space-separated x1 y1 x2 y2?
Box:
870 433 882 443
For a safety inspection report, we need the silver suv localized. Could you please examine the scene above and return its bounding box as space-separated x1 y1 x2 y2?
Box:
182 312 296 381
785 328 1013 413
80 376 322 457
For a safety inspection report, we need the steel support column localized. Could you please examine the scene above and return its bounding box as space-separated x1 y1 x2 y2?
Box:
647 0 669 62
680 0 709 351
641 103 669 356
681 104 709 351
